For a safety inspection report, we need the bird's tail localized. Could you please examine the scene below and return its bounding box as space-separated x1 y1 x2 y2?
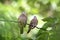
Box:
27 28 31 33
20 26 23 34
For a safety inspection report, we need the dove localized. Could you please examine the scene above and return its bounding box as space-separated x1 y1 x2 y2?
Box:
18 12 27 34
27 16 38 33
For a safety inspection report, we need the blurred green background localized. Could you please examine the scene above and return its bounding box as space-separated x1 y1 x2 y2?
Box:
0 0 60 40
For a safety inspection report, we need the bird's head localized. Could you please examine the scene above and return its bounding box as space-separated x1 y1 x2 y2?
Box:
22 11 27 16
33 16 37 19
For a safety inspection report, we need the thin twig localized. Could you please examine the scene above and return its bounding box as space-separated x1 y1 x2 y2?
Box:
36 27 40 29
0 20 18 23
0 20 47 31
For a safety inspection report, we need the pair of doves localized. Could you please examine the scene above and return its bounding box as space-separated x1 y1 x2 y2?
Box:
18 12 38 34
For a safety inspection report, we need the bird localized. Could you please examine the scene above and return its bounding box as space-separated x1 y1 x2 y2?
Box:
18 12 27 34
27 16 38 33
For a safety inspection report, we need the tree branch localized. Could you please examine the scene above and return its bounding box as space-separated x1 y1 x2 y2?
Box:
0 20 47 31
0 20 18 23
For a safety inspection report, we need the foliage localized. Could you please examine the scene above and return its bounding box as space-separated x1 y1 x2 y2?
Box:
0 0 60 40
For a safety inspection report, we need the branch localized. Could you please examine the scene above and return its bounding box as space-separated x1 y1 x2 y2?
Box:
0 20 47 31
0 20 18 23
